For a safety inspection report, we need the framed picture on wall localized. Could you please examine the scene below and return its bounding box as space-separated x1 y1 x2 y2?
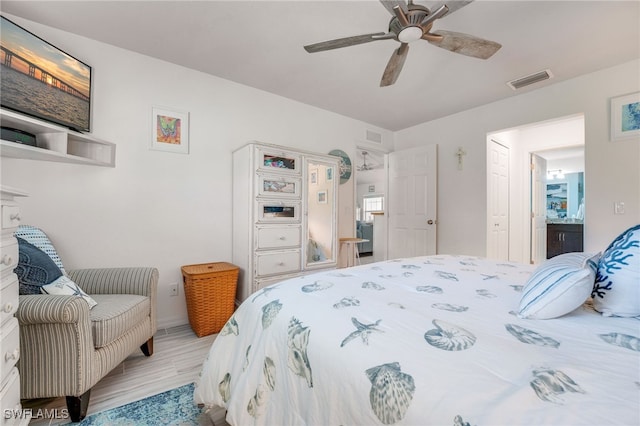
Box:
611 92 640 142
310 168 318 185
317 190 327 204
151 106 190 153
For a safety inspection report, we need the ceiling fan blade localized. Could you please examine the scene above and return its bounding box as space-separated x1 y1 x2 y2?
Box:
380 43 409 87
304 33 388 53
393 5 410 27
425 30 501 59
419 4 448 28
423 0 474 19
379 0 408 16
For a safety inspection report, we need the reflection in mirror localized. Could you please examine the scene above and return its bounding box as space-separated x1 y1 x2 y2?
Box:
306 161 335 266
546 172 584 222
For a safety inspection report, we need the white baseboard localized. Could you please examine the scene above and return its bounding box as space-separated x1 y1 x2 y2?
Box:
157 315 189 330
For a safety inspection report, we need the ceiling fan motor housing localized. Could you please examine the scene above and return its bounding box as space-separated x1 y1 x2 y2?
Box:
389 4 432 43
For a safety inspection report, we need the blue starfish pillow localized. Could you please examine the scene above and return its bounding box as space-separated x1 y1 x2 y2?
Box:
15 237 63 295
15 236 97 308
592 224 640 317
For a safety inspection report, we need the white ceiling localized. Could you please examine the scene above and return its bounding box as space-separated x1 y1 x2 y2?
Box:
1 1 638 131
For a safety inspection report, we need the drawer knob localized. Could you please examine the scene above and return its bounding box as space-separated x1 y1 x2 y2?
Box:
2 303 13 313
277 262 285 266
1 255 12 265
279 236 286 240
5 349 19 362
9 213 21 221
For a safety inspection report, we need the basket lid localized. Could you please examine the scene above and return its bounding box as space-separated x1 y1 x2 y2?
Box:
181 262 238 275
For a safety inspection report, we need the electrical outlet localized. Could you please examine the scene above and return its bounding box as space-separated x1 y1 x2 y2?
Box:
614 201 625 215
169 283 179 297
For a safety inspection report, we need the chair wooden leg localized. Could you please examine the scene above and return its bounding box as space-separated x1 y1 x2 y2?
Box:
66 389 90 422
140 336 154 356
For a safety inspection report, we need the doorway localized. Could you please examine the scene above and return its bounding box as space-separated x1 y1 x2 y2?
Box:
532 146 585 260
486 114 585 264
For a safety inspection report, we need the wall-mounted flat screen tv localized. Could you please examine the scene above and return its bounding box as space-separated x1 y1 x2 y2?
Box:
0 15 91 132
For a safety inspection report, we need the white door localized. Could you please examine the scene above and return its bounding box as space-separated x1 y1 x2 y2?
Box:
387 144 437 259
530 153 547 264
487 140 509 260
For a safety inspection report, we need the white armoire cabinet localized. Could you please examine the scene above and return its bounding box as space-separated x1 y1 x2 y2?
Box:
232 142 339 302
0 186 29 426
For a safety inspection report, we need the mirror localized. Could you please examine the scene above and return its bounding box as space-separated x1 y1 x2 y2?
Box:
546 172 584 222
306 159 336 266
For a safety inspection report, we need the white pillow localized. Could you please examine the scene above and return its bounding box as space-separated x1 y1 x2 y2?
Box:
41 276 98 309
592 224 640 317
518 252 599 319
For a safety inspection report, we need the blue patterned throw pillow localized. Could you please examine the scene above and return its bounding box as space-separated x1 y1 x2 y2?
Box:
15 237 63 295
518 252 600 319
592 224 640 317
14 225 67 274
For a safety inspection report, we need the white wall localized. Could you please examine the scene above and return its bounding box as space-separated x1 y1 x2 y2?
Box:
0 15 393 328
395 59 640 257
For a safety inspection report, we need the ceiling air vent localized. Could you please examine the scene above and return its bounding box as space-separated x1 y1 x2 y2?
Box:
507 69 553 90
365 129 382 144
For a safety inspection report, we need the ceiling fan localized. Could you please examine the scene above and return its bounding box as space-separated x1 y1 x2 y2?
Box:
303 0 502 87
357 151 383 171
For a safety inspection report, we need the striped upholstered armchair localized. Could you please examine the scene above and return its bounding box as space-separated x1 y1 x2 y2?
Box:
14 227 158 422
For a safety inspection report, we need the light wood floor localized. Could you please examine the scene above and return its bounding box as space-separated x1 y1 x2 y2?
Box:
23 324 228 425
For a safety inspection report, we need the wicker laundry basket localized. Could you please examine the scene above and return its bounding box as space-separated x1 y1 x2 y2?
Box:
181 262 239 337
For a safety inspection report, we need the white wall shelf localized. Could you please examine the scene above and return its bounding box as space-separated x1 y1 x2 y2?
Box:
0 108 115 167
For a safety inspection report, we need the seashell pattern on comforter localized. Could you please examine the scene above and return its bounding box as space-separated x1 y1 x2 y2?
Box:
195 255 640 426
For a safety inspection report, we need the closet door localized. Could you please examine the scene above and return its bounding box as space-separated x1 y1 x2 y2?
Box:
304 156 338 270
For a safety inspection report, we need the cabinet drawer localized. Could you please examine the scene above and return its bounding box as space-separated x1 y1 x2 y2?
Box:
253 273 300 294
256 226 301 250
257 175 301 199
255 250 301 277
256 147 301 175
0 276 18 326
0 367 22 426
0 238 18 277
256 201 301 223
1 205 21 231
0 318 20 387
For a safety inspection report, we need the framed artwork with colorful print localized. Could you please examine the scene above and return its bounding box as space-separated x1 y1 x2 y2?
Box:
151 106 189 153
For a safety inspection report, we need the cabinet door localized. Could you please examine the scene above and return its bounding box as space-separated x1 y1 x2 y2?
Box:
563 228 584 253
304 156 338 269
546 228 563 259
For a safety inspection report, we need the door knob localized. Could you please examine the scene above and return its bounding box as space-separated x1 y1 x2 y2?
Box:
427 220 434 225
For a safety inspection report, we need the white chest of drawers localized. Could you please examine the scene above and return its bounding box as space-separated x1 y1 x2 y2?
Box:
0 186 29 426
233 143 339 302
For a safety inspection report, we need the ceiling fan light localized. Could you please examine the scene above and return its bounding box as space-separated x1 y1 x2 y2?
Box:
398 26 423 43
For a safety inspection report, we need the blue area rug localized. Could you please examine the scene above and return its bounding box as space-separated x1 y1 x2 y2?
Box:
77 383 206 425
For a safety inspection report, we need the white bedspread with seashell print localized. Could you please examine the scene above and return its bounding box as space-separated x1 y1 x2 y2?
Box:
194 255 639 426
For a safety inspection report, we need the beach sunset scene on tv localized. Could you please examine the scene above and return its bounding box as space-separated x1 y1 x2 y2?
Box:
0 16 91 131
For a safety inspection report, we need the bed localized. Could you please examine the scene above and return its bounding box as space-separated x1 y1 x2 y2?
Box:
194 252 640 425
